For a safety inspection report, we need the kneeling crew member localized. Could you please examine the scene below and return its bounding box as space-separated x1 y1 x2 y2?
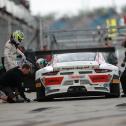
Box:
0 64 31 103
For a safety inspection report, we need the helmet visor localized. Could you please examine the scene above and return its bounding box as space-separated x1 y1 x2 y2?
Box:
18 36 23 42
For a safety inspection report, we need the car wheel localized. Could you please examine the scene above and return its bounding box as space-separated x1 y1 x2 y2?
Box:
36 86 46 101
105 83 120 98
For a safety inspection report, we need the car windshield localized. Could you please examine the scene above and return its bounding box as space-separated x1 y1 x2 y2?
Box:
53 52 96 63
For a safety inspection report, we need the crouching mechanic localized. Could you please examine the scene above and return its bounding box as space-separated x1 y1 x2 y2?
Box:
0 64 31 103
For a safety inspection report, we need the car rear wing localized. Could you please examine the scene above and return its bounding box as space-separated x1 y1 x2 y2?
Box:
33 47 115 57
25 47 115 65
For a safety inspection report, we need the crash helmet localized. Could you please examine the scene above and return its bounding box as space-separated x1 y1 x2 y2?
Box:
11 30 24 44
36 58 47 68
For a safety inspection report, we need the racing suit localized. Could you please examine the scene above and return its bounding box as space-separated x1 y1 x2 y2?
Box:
4 40 25 71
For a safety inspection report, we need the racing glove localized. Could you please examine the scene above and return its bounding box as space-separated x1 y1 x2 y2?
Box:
17 48 26 60
22 55 26 60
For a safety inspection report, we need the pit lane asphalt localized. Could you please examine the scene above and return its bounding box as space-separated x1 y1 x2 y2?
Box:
0 93 126 126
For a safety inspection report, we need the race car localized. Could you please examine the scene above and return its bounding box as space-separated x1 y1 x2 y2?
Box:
35 48 120 100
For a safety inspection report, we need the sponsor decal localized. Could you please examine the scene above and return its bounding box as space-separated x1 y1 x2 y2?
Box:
69 75 85 79
55 66 98 71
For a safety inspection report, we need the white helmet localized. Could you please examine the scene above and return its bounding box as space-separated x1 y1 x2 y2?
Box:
36 58 47 68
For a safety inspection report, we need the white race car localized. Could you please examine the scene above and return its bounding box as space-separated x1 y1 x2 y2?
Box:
35 50 120 100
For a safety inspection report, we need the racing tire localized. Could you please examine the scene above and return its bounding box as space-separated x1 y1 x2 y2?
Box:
36 89 53 102
36 86 46 102
120 71 126 94
105 83 120 98
35 79 54 102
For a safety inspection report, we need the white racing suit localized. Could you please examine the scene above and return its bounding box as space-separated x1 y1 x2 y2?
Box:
4 40 25 71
